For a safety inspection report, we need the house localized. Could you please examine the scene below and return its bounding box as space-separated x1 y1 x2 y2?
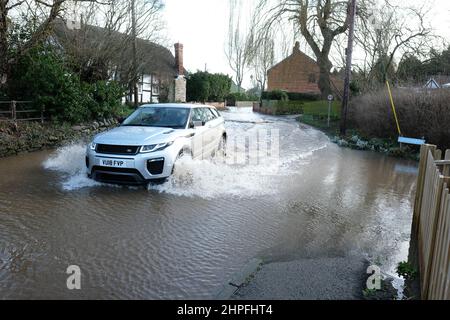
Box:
424 76 450 89
51 19 186 104
267 42 342 95
424 78 441 89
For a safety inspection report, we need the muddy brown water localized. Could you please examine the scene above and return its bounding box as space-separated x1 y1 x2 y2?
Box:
0 108 417 299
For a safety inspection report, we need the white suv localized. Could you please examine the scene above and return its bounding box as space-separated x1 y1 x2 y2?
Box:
86 103 227 185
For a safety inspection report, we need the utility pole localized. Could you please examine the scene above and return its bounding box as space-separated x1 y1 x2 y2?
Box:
339 0 357 136
131 0 139 107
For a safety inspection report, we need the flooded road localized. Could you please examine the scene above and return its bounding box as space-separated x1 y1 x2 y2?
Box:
0 108 417 299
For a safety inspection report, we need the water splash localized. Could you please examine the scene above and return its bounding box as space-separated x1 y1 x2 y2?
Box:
149 155 281 199
42 112 330 197
43 143 100 190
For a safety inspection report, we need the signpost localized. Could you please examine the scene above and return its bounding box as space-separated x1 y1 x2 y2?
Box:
327 94 334 127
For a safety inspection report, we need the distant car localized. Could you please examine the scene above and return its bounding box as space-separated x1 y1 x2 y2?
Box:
86 103 227 185
442 83 450 88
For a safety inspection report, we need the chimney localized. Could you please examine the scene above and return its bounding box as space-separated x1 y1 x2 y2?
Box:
293 41 300 54
174 43 184 76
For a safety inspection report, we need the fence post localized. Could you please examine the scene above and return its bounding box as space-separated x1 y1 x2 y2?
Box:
11 100 16 122
41 106 44 124
444 150 450 177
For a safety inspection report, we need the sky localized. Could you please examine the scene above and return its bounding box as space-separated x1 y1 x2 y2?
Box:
163 0 450 89
163 0 230 76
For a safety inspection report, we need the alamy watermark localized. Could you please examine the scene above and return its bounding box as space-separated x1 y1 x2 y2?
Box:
66 265 81 290
366 265 382 290
191 128 280 170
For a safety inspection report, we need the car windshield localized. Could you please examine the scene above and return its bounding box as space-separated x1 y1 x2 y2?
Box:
122 107 190 129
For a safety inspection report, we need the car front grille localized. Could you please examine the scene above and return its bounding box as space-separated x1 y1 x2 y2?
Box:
96 144 140 155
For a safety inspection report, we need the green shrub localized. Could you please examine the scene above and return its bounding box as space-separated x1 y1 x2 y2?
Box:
350 80 361 96
261 100 303 115
396 261 417 280
286 92 321 101
186 71 232 102
302 101 341 118
7 46 125 124
225 92 251 106
274 101 303 115
261 91 320 101
261 90 289 101
87 80 125 120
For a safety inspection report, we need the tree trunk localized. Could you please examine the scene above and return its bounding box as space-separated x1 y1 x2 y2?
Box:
317 58 333 98
0 0 8 90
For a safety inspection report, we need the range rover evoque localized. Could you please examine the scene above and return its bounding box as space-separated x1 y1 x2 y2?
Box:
86 104 227 185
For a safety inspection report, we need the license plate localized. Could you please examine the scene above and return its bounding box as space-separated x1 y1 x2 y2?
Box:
101 159 127 168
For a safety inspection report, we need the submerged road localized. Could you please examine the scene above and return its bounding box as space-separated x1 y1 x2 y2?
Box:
0 108 417 299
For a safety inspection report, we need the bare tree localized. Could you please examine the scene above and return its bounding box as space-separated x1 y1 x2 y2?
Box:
57 0 166 104
247 31 275 92
225 0 252 93
0 0 166 97
0 0 102 90
255 0 354 97
354 0 433 90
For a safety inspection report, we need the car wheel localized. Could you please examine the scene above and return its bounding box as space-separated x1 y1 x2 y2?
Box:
172 147 191 174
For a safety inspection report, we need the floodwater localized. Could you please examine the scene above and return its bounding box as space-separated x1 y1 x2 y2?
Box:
0 107 417 299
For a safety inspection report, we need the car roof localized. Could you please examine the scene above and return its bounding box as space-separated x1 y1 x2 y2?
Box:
139 103 217 109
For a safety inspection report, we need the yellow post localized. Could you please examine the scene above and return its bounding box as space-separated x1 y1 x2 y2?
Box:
386 81 402 136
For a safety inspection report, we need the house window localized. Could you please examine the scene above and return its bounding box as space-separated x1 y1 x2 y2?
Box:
308 73 317 83
152 76 160 95
152 84 160 95
140 74 153 103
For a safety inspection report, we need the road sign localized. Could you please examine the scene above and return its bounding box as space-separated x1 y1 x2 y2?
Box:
327 94 334 101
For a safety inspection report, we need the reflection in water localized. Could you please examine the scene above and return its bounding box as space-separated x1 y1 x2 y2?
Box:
0 108 417 299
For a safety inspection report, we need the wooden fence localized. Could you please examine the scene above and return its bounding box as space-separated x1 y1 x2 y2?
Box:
412 144 450 299
0 101 45 123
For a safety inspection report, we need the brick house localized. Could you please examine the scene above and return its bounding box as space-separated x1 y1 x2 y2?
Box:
267 42 342 95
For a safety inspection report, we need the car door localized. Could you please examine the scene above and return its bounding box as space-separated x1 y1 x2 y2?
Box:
200 107 220 156
205 107 223 148
190 108 211 159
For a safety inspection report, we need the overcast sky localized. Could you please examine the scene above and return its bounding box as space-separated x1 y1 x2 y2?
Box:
163 0 450 88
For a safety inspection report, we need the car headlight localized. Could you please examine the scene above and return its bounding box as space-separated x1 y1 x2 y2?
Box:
89 142 97 150
140 141 174 153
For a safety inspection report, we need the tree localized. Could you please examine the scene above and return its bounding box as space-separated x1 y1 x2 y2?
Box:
247 30 275 92
354 0 432 89
186 71 232 103
0 0 101 91
225 0 251 93
208 73 232 102
187 71 209 103
396 46 450 84
7 43 123 123
397 54 424 83
61 0 166 101
0 0 166 98
255 0 353 97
